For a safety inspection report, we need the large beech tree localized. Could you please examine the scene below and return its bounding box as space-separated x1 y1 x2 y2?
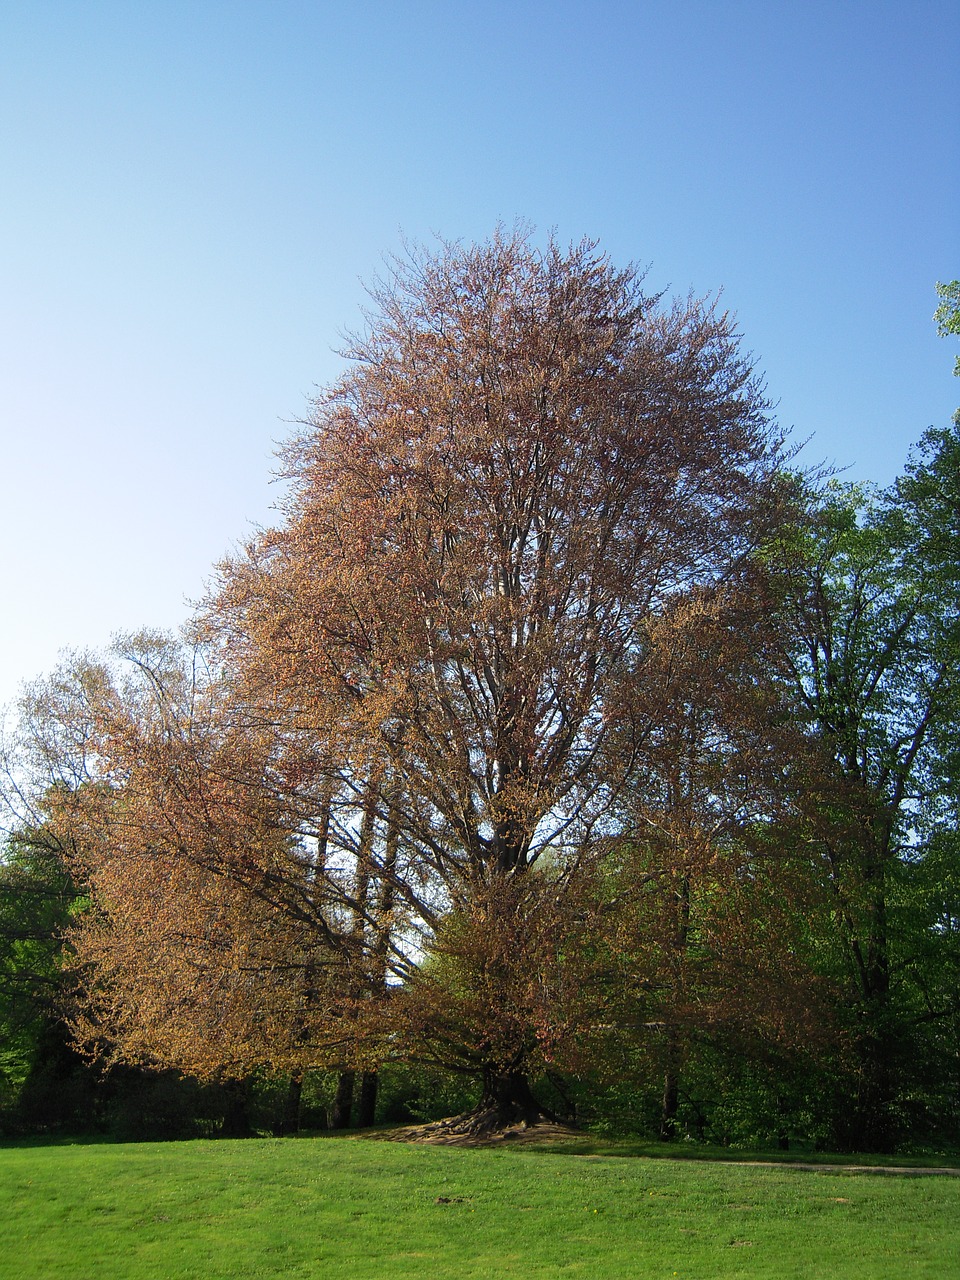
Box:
13 231 796 1131
201 230 791 1125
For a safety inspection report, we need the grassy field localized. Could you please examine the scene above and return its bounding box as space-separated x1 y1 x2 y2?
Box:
1 1134 958 1279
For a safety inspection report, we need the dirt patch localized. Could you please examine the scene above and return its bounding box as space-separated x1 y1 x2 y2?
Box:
381 1118 581 1148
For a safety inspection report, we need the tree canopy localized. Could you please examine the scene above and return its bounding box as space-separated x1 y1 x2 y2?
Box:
5 239 960 1150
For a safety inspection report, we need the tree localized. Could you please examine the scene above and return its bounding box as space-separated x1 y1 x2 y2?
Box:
935 279 960 380
0 825 76 1121
201 229 793 1128
17 230 795 1132
18 638 368 1089
780 425 960 1149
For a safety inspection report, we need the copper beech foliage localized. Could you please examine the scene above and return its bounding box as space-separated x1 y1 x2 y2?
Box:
16 231 810 1102
20 640 367 1079
605 590 833 1070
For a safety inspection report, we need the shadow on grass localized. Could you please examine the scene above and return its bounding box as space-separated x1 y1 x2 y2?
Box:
4 1124 959 1173
512 1134 960 1172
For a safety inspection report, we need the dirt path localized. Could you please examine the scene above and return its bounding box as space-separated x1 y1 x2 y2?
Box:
718 1159 960 1177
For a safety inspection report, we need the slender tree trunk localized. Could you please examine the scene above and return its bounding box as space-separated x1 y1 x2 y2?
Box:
546 1070 577 1124
776 1094 790 1150
330 772 380 1136
660 1032 680 1142
312 774 333 879
661 866 690 1142
273 1072 303 1137
352 785 394 1136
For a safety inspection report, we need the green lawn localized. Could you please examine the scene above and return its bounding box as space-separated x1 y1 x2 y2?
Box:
0 1134 957 1279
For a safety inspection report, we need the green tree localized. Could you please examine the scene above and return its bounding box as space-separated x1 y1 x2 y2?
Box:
935 279 960 380
0 826 74 1115
784 425 960 1149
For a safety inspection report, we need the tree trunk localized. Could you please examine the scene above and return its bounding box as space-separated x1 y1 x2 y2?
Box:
661 867 690 1143
393 1065 563 1141
841 868 896 1152
478 1066 547 1126
776 1093 790 1150
660 1057 679 1142
846 1021 896 1152
330 1069 355 1129
221 1078 252 1138
273 1072 303 1137
356 1070 379 1128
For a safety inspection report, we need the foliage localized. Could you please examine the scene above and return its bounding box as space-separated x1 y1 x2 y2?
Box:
598 574 836 1134
14 637 366 1082
9 229 796 1127
935 279 960 380
0 825 77 1122
0 823 260 1140
777 426 960 1148
4 247 960 1151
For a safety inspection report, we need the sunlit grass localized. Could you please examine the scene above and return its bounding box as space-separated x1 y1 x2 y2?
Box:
1 1134 957 1278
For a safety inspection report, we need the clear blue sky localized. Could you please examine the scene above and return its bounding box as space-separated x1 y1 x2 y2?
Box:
1 0 958 709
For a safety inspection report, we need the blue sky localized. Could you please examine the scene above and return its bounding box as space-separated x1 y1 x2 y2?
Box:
1 1 958 709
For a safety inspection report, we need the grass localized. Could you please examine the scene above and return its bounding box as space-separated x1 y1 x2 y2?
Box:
0 1133 958 1279
518 1132 960 1169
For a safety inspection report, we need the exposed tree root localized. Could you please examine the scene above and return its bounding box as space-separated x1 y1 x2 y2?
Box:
383 1106 579 1147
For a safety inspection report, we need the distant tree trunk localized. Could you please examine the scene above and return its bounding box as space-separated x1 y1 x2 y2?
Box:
221 1078 252 1138
776 1094 790 1150
356 1071 378 1127
660 1032 680 1141
835 849 896 1152
330 1070 355 1129
661 868 690 1143
546 1071 577 1124
273 1072 303 1136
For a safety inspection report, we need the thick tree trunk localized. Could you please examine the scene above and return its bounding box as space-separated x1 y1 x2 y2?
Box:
478 1067 548 1126
221 1078 252 1138
330 1069 355 1129
845 1022 896 1152
389 1065 566 1141
425 1068 557 1138
356 1070 379 1128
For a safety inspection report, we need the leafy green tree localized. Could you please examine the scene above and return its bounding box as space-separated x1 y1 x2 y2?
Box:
935 279 960 380
0 825 76 1120
784 425 960 1149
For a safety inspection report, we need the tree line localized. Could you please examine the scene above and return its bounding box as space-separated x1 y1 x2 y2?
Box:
2 234 959 1151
